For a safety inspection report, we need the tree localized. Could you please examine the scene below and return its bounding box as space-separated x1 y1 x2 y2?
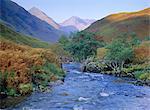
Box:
66 32 105 61
105 37 133 72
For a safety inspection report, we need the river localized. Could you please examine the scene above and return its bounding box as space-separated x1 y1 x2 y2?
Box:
11 63 150 110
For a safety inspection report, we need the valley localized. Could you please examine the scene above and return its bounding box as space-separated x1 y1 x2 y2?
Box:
0 0 150 110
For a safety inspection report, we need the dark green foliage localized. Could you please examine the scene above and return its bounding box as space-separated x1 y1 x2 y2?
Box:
0 71 8 94
0 71 17 96
6 88 17 96
106 38 133 63
66 32 105 61
105 34 134 72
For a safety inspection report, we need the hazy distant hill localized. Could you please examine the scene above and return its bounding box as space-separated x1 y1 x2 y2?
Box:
59 25 78 35
85 8 150 42
0 0 63 43
60 16 96 31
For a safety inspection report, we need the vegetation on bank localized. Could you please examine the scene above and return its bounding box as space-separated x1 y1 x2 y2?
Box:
61 31 150 85
0 39 65 98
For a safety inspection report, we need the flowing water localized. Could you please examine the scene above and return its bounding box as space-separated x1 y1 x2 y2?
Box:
11 63 150 110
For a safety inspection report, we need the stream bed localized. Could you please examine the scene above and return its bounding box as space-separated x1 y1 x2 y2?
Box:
11 63 150 110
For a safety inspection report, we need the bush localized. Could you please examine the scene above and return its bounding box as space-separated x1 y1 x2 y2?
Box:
134 71 150 80
133 41 150 63
32 62 65 87
122 63 150 73
7 88 17 96
97 48 107 60
19 83 32 95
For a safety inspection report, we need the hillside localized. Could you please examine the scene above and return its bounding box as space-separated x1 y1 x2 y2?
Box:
29 7 60 29
85 8 150 42
0 22 50 48
0 0 63 43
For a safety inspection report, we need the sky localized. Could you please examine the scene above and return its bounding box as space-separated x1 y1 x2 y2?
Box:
12 0 150 23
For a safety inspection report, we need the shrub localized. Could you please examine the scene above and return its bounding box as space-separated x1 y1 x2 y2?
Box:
32 62 65 87
6 88 17 96
133 41 150 63
19 83 32 95
97 48 107 59
122 63 150 73
134 70 150 80
46 63 65 78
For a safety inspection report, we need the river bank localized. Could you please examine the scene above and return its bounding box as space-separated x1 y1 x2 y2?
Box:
81 59 150 86
0 79 64 109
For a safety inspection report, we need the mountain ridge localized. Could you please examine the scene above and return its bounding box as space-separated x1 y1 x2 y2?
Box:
28 7 95 34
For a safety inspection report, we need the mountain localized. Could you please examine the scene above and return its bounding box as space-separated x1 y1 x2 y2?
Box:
0 22 50 48
0 0 63 43
85 8 150 42
29 7 78 35
29 7 60 29
60 16 96 31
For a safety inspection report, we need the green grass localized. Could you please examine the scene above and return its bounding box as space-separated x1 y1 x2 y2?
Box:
0 22 50 48
134 70 150 80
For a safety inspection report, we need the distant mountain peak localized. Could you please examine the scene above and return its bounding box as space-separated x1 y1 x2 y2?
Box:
29 8 80 34
61 16 96 30
29 7 60 29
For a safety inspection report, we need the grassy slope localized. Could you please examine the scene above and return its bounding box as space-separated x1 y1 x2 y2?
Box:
85 8 150 42
0 22 50 48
